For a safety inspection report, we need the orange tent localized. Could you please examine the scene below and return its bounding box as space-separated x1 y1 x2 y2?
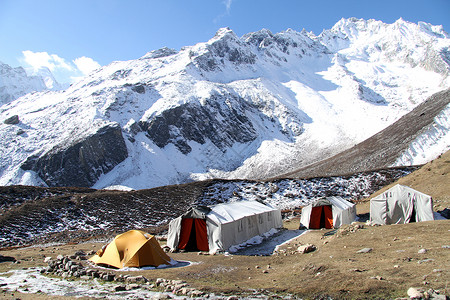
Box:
89 230 174 269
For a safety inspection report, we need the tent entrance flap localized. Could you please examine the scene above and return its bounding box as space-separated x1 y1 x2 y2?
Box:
178 218 209 252
309 205 333 229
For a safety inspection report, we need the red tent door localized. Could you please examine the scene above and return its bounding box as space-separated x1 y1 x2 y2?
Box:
178 218 209 251
309 205 333 229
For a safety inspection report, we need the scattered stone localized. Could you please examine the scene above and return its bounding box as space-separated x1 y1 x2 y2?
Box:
189 290 204 297
262 270 269 274
370 276 384 280
350 268 366 272
417 259 434 264
297 244 316 254
156 278 167 286
74 250 86 256
126 275 147 283
357 247 373 254
407 287 423 299
441 245 450 249
126 283 140 290
4 115 19 125
102 273 115 281
44 257 52 263
418 248 427 254
113 285 126 292
151 294 172 300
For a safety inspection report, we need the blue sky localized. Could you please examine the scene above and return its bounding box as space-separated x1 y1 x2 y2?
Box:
1 0 449 83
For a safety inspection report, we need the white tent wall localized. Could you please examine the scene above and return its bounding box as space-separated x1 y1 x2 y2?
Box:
166 217 182 251
299 204 313 229
331 196 357 228
370 184 434 225
215 210 282 253
167 201 282 254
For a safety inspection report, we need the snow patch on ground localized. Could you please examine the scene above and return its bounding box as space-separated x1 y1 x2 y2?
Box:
230 228 307 256
0 268 181 299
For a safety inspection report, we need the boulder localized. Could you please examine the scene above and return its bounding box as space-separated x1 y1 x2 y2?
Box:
113 285 126 292
357 247 373 254
407 287 423 299
126 275 147 283
4 115 19 125
297 244 316 254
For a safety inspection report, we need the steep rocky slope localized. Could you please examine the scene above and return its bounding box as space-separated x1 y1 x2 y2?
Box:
281 88 450 178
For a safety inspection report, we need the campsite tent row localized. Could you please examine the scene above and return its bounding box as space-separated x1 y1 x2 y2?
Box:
88 185 435 269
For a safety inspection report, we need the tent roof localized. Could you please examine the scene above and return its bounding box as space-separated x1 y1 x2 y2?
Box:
207 201 278 224
310 196 355 210
372 184 431 200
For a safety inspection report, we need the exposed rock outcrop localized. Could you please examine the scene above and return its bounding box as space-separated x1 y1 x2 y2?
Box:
139 95 259 154
21 123 128 187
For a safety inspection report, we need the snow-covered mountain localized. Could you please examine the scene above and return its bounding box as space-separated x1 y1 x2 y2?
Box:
0 62 64 105
1 18 449 189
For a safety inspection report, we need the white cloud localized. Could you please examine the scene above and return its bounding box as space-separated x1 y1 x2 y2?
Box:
214 0 234 23
22 50 74 72
73 56 101 76
21 50 102 84
223 0 233 14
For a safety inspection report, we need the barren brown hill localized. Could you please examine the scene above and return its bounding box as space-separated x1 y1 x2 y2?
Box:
280 88 450 179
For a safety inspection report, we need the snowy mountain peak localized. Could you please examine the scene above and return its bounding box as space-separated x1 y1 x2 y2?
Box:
0 61 50 105
1 18 449 189
140 47 179 60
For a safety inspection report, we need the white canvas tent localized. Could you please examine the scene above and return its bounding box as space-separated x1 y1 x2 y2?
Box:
370 184 434 225
167 201 282 254
300 196 356 229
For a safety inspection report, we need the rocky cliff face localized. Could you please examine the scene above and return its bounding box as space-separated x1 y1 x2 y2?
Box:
20 124 127 187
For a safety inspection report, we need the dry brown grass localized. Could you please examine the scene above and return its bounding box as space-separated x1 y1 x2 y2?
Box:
1 218 449 299
1 151 449 299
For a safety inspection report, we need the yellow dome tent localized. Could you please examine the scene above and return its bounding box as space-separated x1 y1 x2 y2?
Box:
89 230 174 269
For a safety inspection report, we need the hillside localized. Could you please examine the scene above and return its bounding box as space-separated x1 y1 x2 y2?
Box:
0 167 416 248
281 88 450 179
